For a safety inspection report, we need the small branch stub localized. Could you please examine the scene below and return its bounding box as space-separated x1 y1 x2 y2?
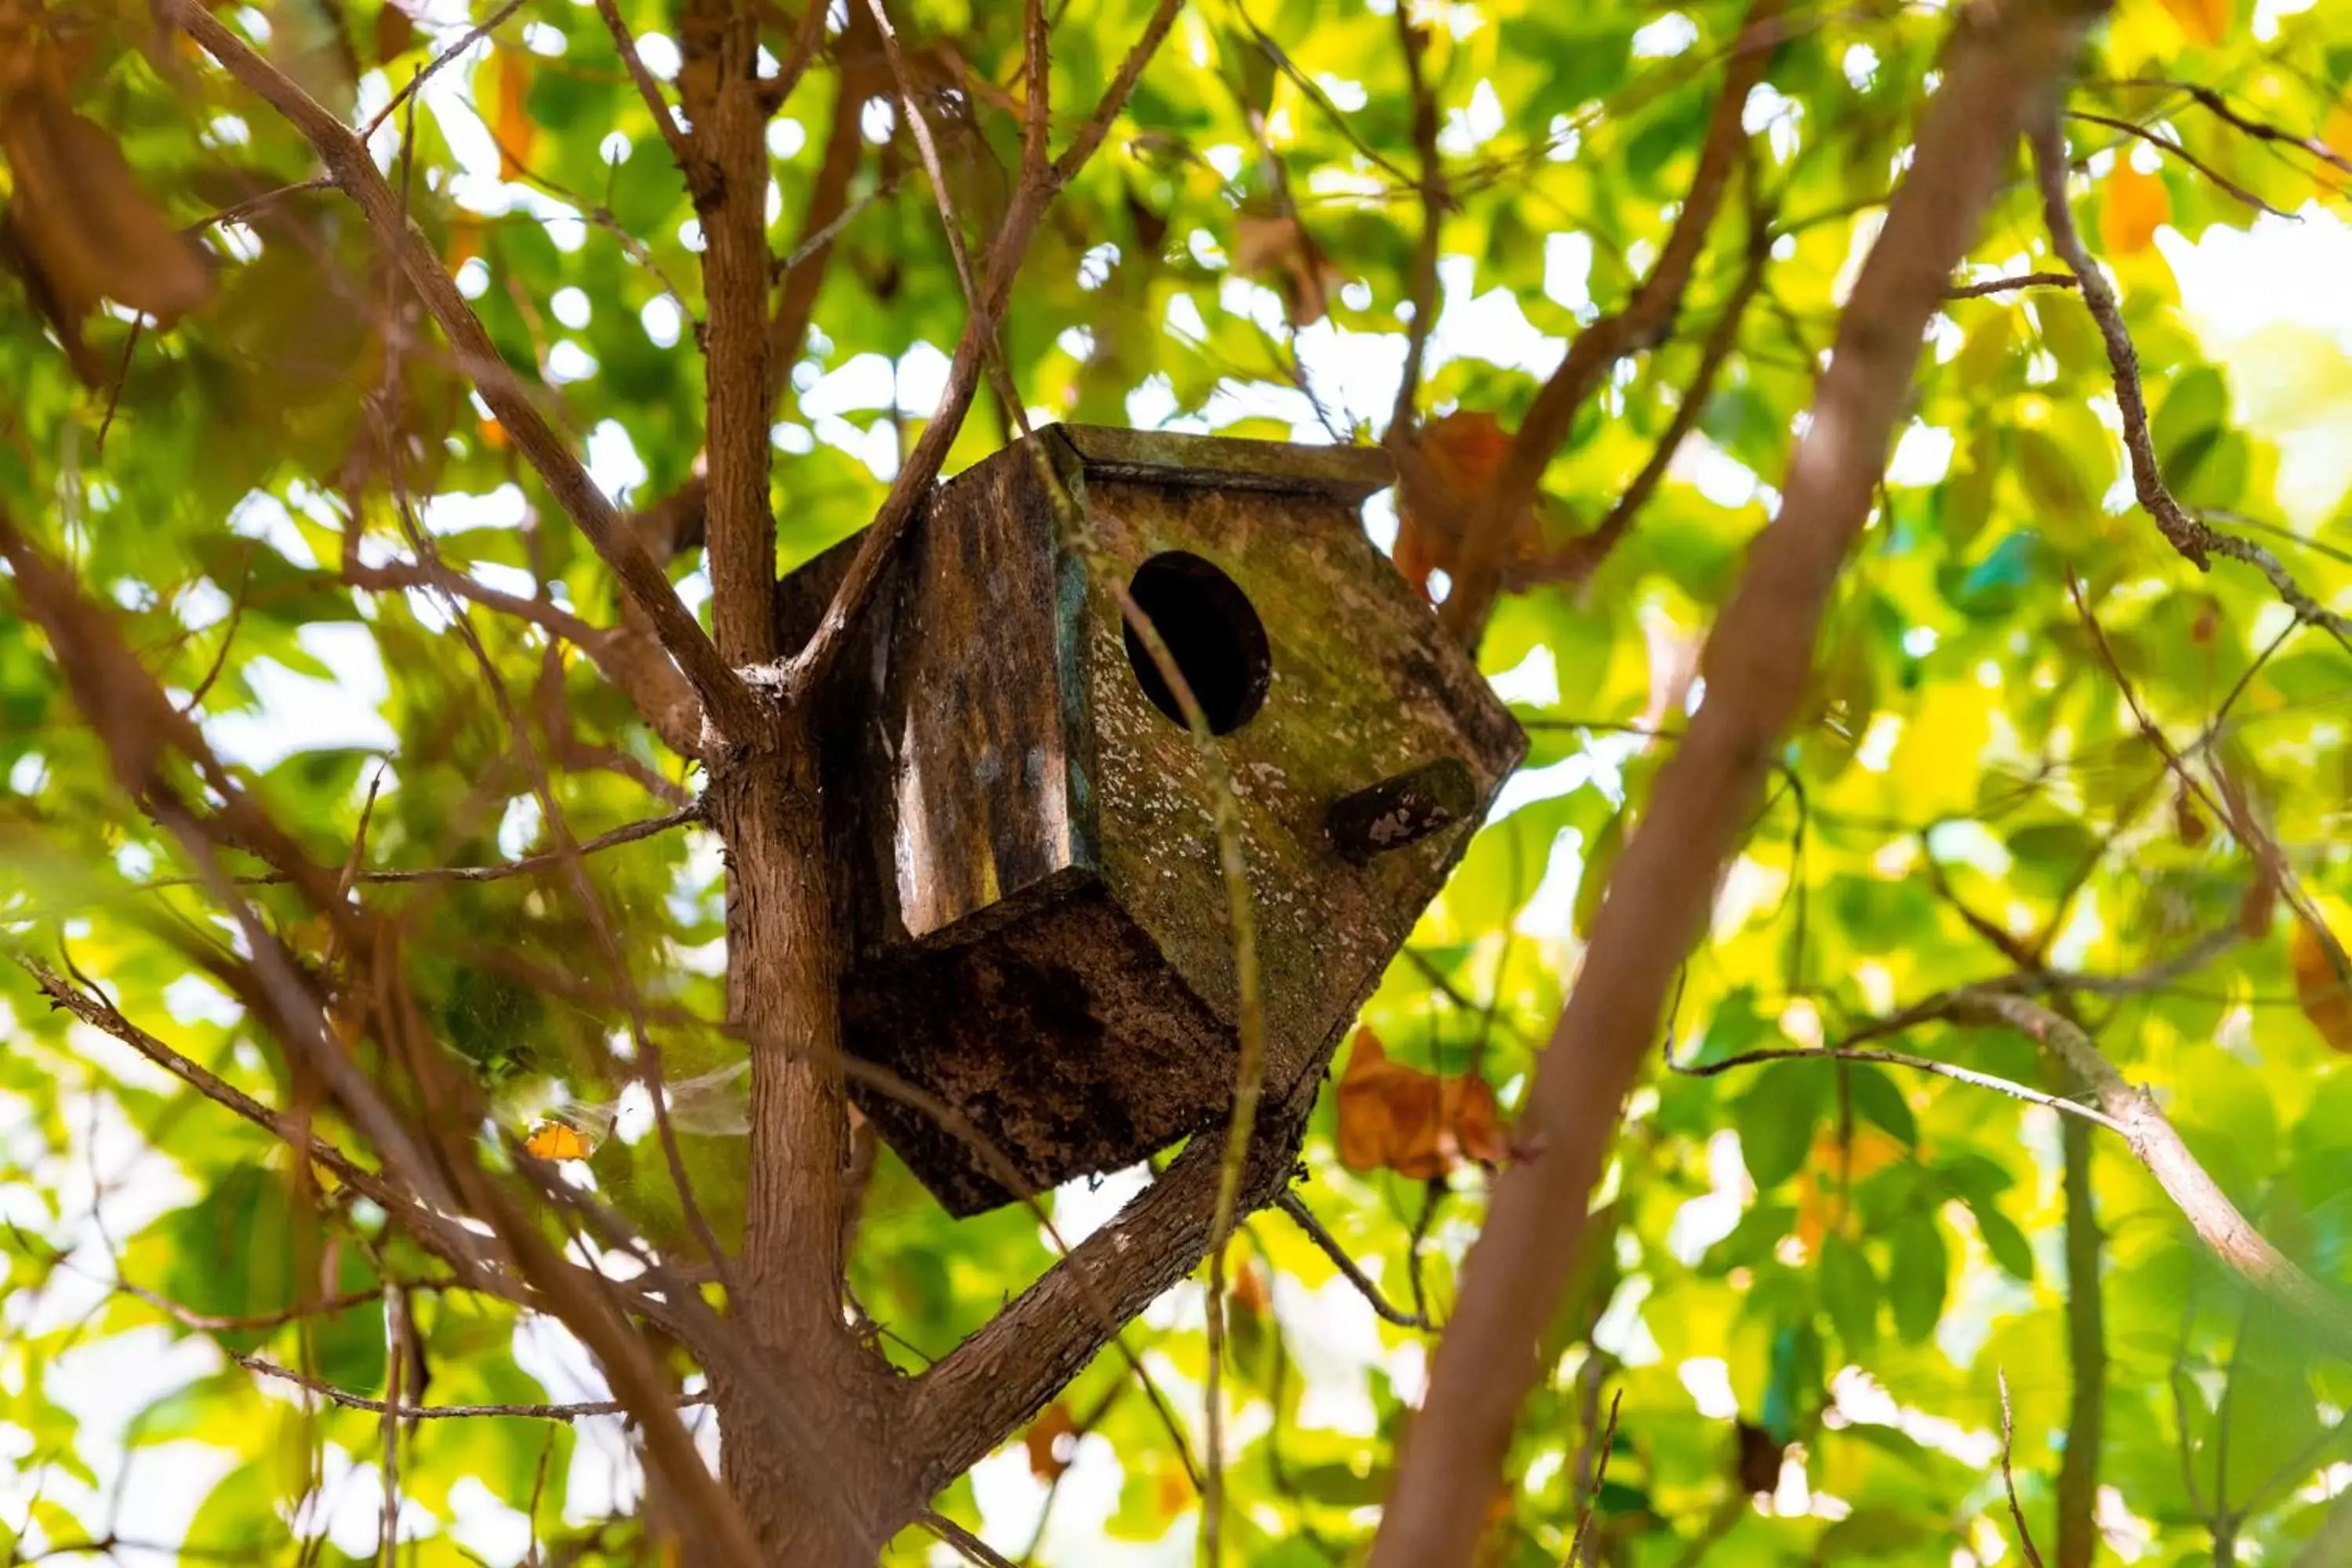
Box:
1327 757 1478 864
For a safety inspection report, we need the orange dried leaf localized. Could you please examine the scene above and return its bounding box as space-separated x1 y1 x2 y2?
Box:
1025 1403 1077 1482
524 1120 594 1161
1335 1025 1514 1180
2292 915 2352 1054
1392 411 1534 603
2158 0 2230 45
375 2 416 62
2100 162 2171 256
1230 1257 1271 1316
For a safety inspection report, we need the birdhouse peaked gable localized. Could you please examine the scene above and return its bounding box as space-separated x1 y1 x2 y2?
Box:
775 426 1525 1215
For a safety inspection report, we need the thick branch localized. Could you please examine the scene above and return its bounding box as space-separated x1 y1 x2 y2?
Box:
1369 8 2110 1563
173 1 761 750
906 1082 1312 1500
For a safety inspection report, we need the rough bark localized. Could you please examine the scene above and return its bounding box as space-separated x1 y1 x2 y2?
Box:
1368 6 2109 1563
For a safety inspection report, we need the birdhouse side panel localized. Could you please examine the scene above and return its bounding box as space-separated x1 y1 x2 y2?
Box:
864 445 1094 947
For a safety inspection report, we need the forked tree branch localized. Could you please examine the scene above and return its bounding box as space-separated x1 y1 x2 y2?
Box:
1370 6 2112 1563
1438 0 1780 644
172 1 763 750
786 0 1185 694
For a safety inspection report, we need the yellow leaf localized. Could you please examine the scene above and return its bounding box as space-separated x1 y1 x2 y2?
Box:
2100 162 2171 256
2292 914 2352 1054
2319 103 2352 201
2157 0 2230 45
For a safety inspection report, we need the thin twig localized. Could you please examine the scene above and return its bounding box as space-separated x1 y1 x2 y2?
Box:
1275 1192 1431 1329
142 804 700 888
1672 1041 2129 1134
361 0 529 141
1947 269 2080 298
1566 1388 1623 1566
2103 76 2352 181
921 1512 1020 1568
2065 109 2292 216
2000 1369 2049 1568
238 1352 713 1421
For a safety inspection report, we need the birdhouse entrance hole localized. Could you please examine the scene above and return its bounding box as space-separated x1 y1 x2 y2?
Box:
1120 551 1272 736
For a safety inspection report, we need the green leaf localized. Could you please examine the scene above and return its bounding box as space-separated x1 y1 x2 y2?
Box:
1886 1214 1949 1343
1819 1232 1879 1350
1736 1062 1831 1188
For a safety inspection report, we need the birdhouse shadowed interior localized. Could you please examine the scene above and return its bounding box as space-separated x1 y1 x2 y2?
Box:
775 426 1526 1215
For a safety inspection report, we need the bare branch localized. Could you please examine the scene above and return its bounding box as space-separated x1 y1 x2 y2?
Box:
1948 269 2080 298
787 0 1186 693
1049 0 1185 187
1370 6 2113 1561
907 1080 1313 1499
2103 76 2352 182
172 1 761 750
1946 989 2352 1360
592 0 701 181
1510 198 1772 593
2031 114 2351 638
1670 1040 2129 1134
1388 6 1446 435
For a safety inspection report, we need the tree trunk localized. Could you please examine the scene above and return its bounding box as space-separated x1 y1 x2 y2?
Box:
706 714 904 1563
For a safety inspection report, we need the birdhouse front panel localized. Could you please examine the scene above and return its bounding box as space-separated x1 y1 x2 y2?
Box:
774 426 1526 1216
1063 434 1525 1105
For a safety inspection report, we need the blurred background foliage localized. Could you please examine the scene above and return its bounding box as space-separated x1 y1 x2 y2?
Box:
4 0 2352 1562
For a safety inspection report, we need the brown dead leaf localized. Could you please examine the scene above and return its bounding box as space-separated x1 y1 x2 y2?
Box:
1024 1403 1078 1482
1335 1026 1512 1181
0 72 214 382
1392 411 1537 604
374 0 416 62
1235 209 1338 328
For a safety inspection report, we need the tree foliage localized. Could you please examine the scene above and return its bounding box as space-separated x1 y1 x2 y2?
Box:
4 0 2352 1563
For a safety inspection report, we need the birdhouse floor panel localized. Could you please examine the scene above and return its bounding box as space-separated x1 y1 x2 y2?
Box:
840 877 1236 1217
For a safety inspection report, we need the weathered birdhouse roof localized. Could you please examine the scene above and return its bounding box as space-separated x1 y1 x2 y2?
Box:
1051 425 1393 504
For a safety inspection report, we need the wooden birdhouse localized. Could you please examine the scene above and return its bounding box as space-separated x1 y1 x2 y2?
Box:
774 426 1526 1216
